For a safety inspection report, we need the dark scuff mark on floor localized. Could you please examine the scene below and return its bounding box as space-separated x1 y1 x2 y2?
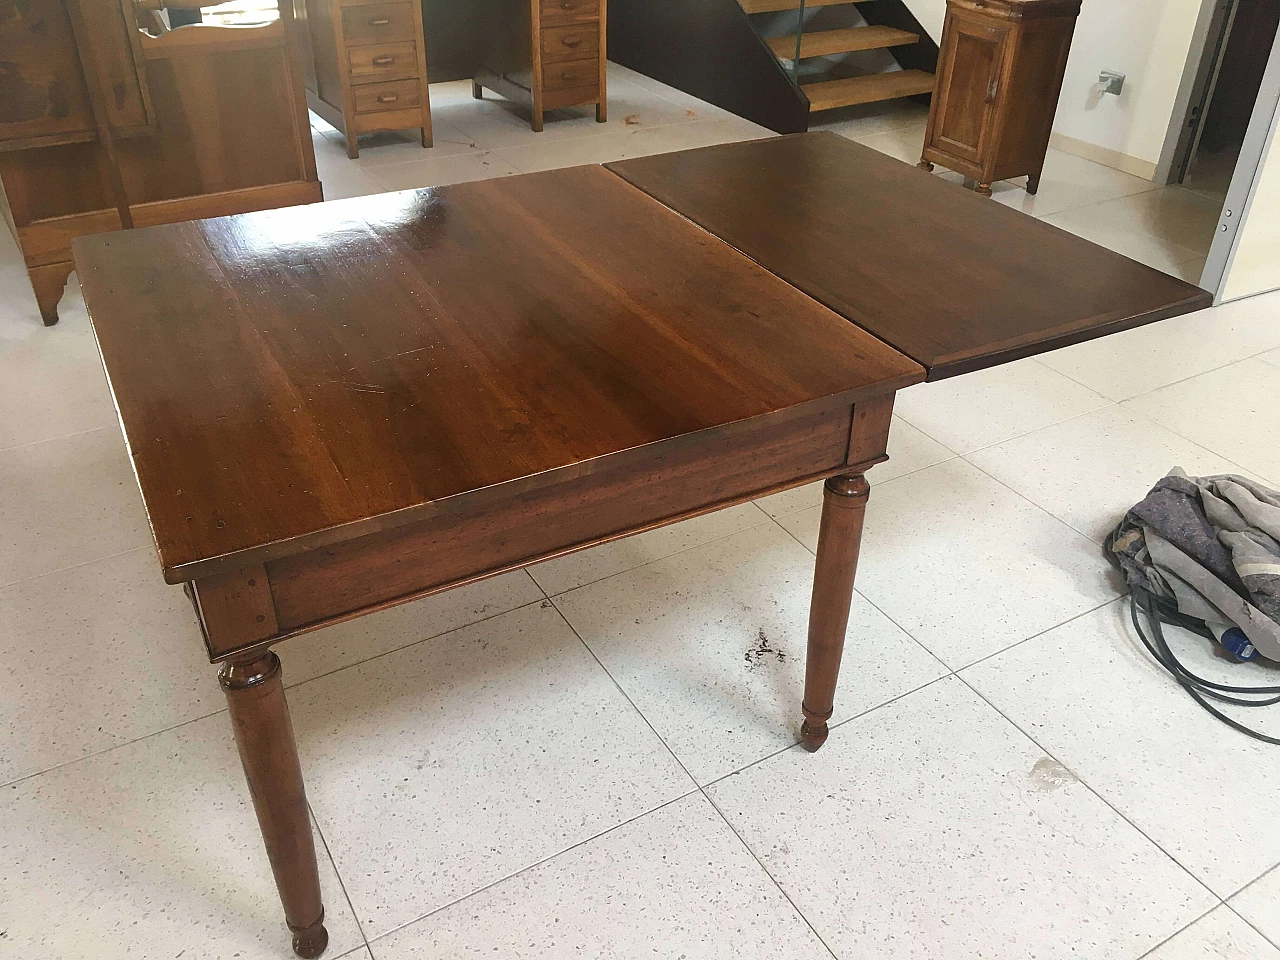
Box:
745 627 787 666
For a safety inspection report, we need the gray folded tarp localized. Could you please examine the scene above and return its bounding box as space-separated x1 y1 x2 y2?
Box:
1107 469 1280 662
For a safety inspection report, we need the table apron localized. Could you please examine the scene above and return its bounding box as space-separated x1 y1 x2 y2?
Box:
191 394 896 662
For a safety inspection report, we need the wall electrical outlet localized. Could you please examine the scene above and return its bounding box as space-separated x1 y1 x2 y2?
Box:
1099 70 1126 95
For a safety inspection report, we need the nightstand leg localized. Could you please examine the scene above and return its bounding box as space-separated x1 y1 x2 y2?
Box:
596 101 607 123
472 80 483 100
221 651 328 958
532 108 544 133
976 182 993 197
917 158 934 172
801 474 871 752
1027 171 1042 195
346 137 359 160
421 127 432 149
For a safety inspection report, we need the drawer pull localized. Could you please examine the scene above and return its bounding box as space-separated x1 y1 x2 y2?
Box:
561 35 582 47
561 70 579 82
560 0 578 8
372 55 396 65
368 16 390 24
377 93 399 103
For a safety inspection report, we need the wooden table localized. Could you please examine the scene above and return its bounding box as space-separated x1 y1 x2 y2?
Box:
71 134 1209 957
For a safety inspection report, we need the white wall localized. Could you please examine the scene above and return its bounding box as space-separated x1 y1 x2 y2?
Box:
1223 97 1280 300
902 0 1205 173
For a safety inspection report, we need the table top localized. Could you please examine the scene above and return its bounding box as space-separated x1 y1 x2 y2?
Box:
74 163 923 583
608 132 1213 380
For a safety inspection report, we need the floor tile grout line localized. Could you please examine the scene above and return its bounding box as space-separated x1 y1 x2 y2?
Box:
696 786 841 960
0 421 117 456
1222 858 1280 902
0 542 148 593
541 509 775 600
699 672 957 793
1132 902 1226 960
0 595 552 791
546 595 701 787
358 787 704 949
546 592 841 959
1223 899 1280 951
954 595 1125 674
952 670 1226 906
897 394 1116 461
309 798 375 953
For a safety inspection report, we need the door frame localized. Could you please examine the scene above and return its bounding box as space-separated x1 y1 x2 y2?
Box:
1157 0 1238 187
1202 24 1280 299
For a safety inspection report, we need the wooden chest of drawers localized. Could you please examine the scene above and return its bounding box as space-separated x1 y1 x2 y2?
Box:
474 0 607 131
300 0 433 157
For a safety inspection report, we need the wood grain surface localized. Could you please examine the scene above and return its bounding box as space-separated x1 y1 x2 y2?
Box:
74 163 922 583
607 132 1213 379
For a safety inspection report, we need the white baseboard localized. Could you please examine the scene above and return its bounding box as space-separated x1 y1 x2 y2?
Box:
1049 132 1159 181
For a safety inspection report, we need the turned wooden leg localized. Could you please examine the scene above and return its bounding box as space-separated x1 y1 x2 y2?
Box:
596 101 607 123
917 158 934 172
221 651 328 958
975 181 993 197
30 262 74 327
472 80 483 99
801 474 871 752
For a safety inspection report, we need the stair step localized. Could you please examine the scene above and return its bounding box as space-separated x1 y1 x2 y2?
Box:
740 0 868 13
803 69 935 110
768 26 919 59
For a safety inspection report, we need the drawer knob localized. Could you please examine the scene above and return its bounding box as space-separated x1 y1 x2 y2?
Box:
377 93 399 103
562 35 582 47
560 0 578 8
368 16 390 24
561 71 578 81
372 55 395 65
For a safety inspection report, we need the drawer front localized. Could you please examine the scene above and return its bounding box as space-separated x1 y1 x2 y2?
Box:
541 22 600 62
348 41 419 83
341 1 417 44
262 401 855 637
352 78 421 115
540 0 599 22
542 57 599 93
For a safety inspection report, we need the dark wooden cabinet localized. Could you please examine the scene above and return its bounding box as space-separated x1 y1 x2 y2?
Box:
919 0 1079 196
473 0 607 131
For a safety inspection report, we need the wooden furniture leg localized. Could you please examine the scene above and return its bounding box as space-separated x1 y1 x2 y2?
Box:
1027 171 1042 195
596 101 607 123
917 158 934 172
220 651 328 958
473 80 483 99
976 182 993 197
29 263 75 327
801 473 871 752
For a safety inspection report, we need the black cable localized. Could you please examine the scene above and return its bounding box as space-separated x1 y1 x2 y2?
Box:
1129 589 1280 745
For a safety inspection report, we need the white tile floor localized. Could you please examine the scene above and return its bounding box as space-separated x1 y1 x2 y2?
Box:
2 63 1279 960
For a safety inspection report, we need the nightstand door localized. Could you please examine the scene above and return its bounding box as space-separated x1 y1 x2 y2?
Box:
929 13 1013 168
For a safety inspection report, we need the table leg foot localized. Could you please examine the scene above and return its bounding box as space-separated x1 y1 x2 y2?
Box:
917 158 934 172
976 181 993 197
291 910 329 959
801 474 870 753
220 651 328 958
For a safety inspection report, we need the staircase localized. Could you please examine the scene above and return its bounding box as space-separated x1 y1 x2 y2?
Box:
607 0 939 134
746 0 936 116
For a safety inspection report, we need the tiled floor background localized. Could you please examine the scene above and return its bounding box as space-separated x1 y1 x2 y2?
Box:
2 65 1278 960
